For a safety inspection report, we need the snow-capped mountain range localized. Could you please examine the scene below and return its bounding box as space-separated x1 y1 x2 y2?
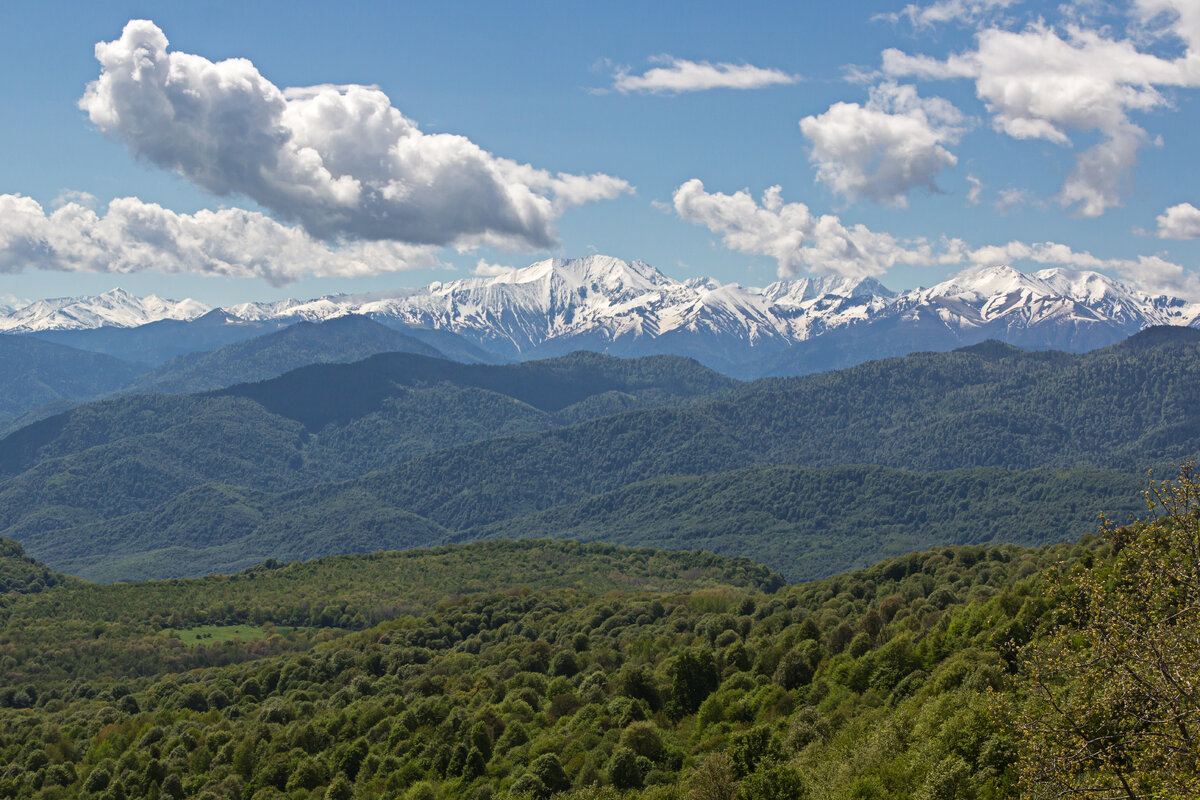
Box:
0 288 209 333
6 256 1199 376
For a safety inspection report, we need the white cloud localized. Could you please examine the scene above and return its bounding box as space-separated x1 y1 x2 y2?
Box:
994 186 1034 211
472 259 517 277
51 190 97 210
883 13 1200 216
966 174 983 205
611 56 798 94
670 179 1195 294
79 20 631 252
876 0 1018 28
0 294 28 311
0 194 440 286
1155 202 1200 238
671 179 946 279
799 82 966 206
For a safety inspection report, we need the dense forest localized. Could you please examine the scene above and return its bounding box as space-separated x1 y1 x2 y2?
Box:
1 329 1197 581
1 468 1196 800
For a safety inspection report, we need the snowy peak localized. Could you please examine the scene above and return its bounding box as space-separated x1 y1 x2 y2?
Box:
4 258 1200 369
907 265 1200 329
0 288 211 333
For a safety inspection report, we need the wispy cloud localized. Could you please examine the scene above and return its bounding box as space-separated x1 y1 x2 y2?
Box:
874 0 1019 28
966 174 983 205
610 56 798 94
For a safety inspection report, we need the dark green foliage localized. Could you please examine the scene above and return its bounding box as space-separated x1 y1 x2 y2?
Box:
472 464 1144 581
667 648 719 720
215 348 735 430
608 747 643 790
0 351 732 580
738 763 807 800
0 537 67 594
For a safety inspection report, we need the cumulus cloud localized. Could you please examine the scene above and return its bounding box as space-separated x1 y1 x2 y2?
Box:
1155 202 1200 238
883 10 1200 217
875 0 1018 28
0 194 440 286
671 179 947 279
79 20 631 252
611 56 798 93
799 82 966 206
670 179 1194 294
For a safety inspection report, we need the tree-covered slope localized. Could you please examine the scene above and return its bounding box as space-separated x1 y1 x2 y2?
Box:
214 349 736 430
27 310 289 364
3 468 1194 800
467 464 1146 581
714 327 1200 470
2 332 1198 581
0 335 146 427
0 528 1102 800
0 536 70 594
16 460 1144 584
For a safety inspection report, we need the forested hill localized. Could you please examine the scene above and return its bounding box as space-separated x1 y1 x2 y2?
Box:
703 324 1200 470
0 330 1196 581
213 349 737 430
2 474 1194 800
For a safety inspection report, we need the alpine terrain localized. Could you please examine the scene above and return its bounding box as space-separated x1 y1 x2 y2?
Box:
5 256 1197 377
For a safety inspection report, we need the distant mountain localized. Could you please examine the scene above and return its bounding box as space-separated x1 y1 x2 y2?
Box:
0 350 735 534
0 287 209 333
126 315 445 395
28 310 289 364
0 336 145 427
5 257 1196 377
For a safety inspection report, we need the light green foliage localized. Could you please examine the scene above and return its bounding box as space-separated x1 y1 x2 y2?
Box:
0 479 1172 800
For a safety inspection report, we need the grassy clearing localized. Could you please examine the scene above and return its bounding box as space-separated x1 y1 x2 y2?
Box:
169 624 301 646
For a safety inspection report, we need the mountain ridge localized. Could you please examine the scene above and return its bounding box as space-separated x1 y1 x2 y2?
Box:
7 257 1199 377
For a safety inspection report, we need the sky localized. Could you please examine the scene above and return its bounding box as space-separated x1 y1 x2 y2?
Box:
1 0 1199 306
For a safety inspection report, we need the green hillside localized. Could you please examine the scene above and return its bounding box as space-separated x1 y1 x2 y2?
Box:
1 333 1197 581
468 464 1146 581
1 471 1192 800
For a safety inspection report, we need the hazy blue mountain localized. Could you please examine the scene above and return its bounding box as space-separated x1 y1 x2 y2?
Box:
29 310 289 364
126 315 444 395
0 336 146 428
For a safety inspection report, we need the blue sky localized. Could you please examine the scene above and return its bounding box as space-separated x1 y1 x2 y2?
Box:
1 0 1198 305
